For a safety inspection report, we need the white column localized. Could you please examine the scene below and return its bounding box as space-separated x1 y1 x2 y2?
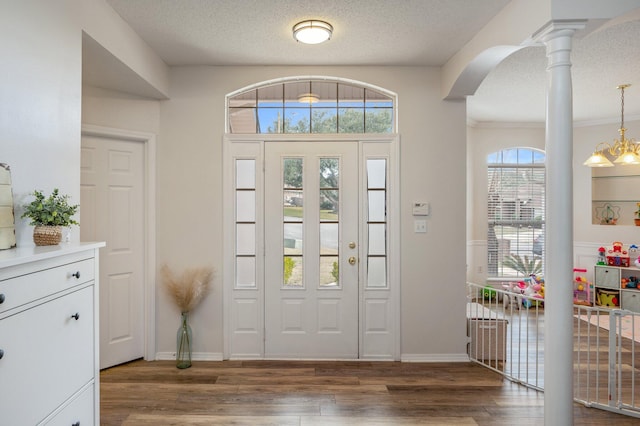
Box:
536 21 584 425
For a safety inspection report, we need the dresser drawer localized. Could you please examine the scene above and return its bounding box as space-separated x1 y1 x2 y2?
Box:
0 286 94 425
622 290 640 313
594 266 621 289
43 384 94 426
0 258 94 315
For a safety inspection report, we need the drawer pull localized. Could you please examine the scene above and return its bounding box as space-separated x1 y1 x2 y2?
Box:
0 349 4 359
0 293 4 304
72 271 81 279
71 313 80 321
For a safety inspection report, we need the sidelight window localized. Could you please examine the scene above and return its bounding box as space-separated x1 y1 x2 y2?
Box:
235 159 257 288
366 159 388 288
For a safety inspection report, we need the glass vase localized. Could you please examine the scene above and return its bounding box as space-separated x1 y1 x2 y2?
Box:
176 312 192 369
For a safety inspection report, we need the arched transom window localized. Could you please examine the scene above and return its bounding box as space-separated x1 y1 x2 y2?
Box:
227 78 396 134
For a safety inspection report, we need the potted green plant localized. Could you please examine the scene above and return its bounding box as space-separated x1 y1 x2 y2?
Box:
501 253 543 276
635 202 640 226
21 188 79 245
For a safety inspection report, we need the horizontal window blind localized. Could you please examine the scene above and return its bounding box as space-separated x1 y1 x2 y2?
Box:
487 149 545 278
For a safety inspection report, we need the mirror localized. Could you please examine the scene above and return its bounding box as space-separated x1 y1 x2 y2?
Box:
0 163 16 249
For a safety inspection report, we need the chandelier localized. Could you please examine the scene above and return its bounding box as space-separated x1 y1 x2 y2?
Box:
583 84 640 167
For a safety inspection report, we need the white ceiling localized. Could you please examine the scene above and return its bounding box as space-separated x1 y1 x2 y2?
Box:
93 0 640 125
105 0 511 67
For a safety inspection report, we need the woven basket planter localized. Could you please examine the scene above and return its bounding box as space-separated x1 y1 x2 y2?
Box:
33 226 62 246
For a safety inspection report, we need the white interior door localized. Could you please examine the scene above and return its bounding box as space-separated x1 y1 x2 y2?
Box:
264 141 359 358
80 135 145 369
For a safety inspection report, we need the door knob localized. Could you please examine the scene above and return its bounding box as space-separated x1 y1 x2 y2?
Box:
348 256 357 265
349 241 356 249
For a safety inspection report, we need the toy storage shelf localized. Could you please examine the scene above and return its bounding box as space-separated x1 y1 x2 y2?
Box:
594 265 640 313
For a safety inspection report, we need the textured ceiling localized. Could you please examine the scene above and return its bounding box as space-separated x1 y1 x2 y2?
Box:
105 0 510 66
468 17 640 124
96 0 640 124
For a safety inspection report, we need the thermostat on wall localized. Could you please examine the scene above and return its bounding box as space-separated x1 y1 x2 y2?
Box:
412 202 430 216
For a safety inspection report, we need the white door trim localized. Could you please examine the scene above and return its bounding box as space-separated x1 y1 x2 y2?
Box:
223 133 400 360
81 124 157 362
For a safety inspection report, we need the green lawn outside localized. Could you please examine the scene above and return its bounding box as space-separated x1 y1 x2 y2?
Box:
284 206 338 221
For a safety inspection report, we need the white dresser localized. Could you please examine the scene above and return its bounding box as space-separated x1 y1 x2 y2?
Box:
0 242 104 425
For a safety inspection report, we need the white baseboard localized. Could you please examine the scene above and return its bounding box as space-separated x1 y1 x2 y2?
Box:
401 353 470 362
155 352 469 363
155 352 224 361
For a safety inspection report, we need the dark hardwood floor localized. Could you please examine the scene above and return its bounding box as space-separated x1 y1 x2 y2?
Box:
100 359 638 425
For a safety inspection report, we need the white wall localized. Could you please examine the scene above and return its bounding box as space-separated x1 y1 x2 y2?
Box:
82 86 161 132
1 0 82 246
81 0 170 97
150 66 468 359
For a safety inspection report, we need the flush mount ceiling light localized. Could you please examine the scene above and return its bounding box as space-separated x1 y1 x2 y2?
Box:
584 84 640 167
292 20 333 44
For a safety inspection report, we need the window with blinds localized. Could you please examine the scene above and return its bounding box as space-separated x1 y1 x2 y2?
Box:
487 148 545 278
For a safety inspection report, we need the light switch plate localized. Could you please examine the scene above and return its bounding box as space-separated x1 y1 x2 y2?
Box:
414 220 427 233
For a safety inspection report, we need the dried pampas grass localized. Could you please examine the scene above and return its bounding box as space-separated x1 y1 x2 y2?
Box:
161 264 213 313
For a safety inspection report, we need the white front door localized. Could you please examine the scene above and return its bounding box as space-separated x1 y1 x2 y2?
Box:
80 134 145 369
264 141 359 358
